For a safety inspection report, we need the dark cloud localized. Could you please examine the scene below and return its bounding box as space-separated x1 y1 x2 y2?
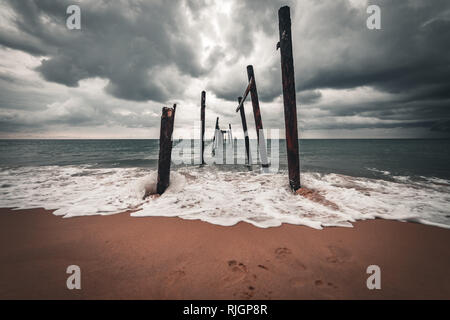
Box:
0 73 52 111
1 0 211 102
303 0 450 94
297 90 322 105
294 0 450 132
0 30 48 56
0 0 449 137
305 120 436 131
431 120 450 133
0 97 161 133
218 0 450 135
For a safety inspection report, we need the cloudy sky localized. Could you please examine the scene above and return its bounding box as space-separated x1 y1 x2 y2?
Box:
0 0 449 139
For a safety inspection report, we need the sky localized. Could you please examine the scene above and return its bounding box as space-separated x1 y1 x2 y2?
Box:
0 0 449 139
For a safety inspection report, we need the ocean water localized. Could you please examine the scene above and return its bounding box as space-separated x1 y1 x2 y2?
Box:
0 139 449 229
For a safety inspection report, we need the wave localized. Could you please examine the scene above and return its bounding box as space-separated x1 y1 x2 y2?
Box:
367 167 391 176
0 166 449 229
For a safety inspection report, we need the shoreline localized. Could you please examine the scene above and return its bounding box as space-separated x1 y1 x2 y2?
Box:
0 207 449 299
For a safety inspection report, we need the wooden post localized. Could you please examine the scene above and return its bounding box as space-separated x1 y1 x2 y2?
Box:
157 106 175 195
226 124 233 164
247 65 269 167
278 6 300 190
172 103 177 116
200 91 206 164
238 97 251 165
172 103 177 129
212 117 219 156
235 77 253 112
213 117 219 142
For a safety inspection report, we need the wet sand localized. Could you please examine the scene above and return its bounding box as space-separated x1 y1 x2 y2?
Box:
0 207 449 299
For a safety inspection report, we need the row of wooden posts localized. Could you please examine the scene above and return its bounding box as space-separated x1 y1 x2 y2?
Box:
156 6 300 195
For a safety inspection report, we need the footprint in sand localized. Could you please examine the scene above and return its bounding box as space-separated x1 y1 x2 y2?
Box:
327 282 338 289
225 261 276 299
326 245 352 264
258 264 269 271
263 291 273 299
228 260 248 273
224 260 248 286
225 260 259 299
274 248 307 270
234 285 256 299
314 279 338 289
275 247 292 259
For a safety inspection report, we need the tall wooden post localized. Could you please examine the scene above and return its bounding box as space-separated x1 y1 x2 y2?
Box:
278 6 300 190
238 97 251 165
157 106 175 195
212 117 219 156
200 91 206 164
247 65 269 167
172 103 177 129
226 123 233 164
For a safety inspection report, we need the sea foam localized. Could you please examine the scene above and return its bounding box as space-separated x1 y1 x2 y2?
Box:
0 166 449 229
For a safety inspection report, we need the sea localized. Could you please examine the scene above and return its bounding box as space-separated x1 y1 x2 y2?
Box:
0 139 449 229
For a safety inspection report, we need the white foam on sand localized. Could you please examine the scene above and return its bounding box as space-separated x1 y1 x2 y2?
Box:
0 166 449 229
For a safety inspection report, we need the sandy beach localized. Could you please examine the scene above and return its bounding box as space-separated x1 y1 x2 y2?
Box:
0 207 449 300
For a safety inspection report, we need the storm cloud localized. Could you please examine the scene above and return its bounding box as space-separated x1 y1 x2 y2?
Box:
1 0 210 102
0 0 449 138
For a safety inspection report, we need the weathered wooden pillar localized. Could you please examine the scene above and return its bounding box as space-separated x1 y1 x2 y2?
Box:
214 117 219 142
238 97 251 165
278 6 300 190
157 106 175 195
200 91 206 164
247 65 269 167
226 124 233 165
172 103 177 128
212 117 219 156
